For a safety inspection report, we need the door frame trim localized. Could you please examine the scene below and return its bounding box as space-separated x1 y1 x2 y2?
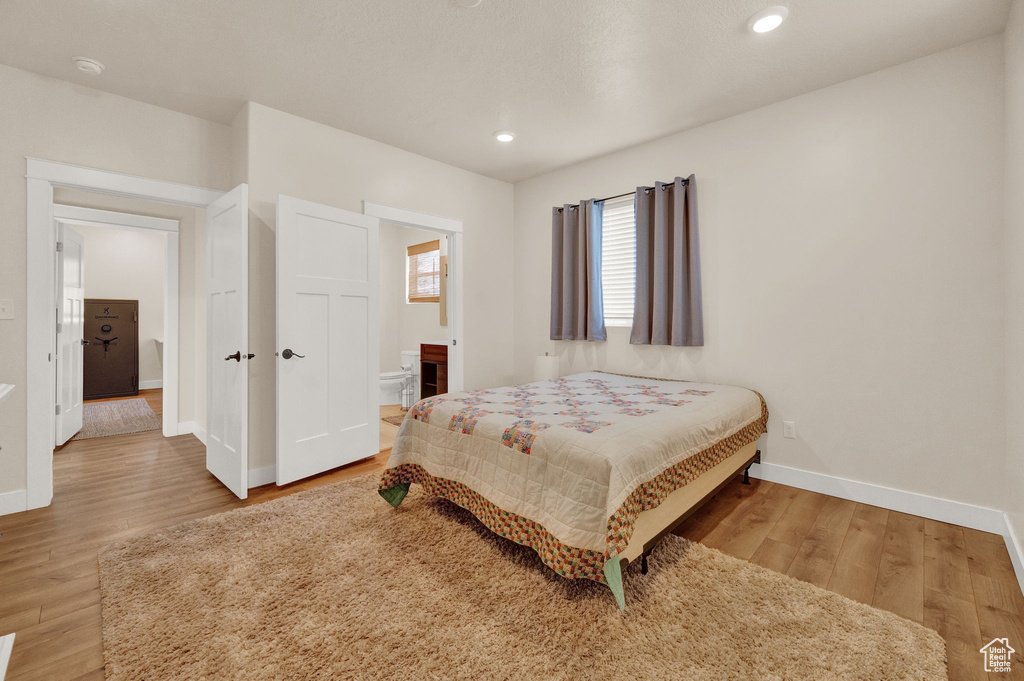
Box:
53 204 181 441
362 201 465 393
25 158 224 511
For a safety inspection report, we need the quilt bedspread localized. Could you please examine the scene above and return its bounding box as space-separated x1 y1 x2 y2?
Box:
380 371 768 581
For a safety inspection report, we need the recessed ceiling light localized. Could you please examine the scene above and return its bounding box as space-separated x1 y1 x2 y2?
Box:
748 6 788 33
73 57 105 75
494 131 515 143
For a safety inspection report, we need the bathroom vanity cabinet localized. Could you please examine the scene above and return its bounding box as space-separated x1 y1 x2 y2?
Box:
419 343 448 399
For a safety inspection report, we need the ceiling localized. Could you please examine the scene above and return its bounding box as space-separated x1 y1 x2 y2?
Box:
0 0 1010 182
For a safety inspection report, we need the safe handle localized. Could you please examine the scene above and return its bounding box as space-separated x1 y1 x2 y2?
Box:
281 348 305 360
225 351 242 362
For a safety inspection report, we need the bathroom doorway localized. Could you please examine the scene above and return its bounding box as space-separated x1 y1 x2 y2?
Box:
363 202 463 453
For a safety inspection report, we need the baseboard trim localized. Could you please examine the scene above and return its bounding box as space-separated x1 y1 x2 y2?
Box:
176 421 207 446
0 489 27 516
748 462 1006 534
0 633 14 681
248 465 276 489
138 380 163 390
1003 515 1024 598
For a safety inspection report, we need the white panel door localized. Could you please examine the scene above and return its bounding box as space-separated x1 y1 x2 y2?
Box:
55 224 85 445
205 184 249 498
276 195 379 485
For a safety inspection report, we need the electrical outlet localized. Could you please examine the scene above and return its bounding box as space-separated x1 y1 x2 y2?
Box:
783 421 796 439
0 299 13 320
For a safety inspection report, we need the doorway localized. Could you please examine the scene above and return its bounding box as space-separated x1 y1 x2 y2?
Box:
52 202 180 444
26 158 229 511
363 202 464 455
363 202 464 392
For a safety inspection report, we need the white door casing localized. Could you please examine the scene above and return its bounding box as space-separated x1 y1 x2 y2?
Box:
26 159 223 514
55 224 85 445
205 184 249 499
276 195 380 485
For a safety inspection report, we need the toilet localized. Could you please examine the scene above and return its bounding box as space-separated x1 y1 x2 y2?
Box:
380 350 420 408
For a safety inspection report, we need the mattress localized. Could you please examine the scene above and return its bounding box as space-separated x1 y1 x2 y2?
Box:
380 371 768 583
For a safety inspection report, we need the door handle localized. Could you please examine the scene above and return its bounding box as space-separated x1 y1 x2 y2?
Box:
281 349 305 360
80 339 89 346
225 351 241 362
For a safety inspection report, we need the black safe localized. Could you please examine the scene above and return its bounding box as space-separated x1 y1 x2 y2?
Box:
83 299 140 400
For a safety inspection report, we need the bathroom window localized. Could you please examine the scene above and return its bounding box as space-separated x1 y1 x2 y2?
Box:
407 240 441 303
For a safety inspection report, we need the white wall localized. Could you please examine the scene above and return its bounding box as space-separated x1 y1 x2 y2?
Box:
71 223 165 384
0 64 231 497
513 37 1006 511
242 103 514 473
379 223 448 372
1004 0 1024 557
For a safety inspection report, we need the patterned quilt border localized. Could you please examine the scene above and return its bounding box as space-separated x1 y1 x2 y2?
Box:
380 392 769 583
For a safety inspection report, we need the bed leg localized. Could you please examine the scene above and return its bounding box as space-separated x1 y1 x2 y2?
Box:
603 557 626 611
378 483 410 508
641 551 649 575
742 449 761 485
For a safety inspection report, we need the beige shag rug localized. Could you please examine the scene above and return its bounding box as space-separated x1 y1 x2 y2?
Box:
98 475 947 681
71 398 161 441
381 414 406 427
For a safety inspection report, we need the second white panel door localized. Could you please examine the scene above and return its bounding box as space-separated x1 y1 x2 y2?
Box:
205 184 250 499
55 223 85 445
276 195 380 485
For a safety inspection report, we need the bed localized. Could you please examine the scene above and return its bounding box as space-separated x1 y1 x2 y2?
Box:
379 371 769 608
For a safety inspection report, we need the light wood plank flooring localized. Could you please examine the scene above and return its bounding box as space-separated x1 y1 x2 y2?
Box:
1 421 1021 680
379 403 404 451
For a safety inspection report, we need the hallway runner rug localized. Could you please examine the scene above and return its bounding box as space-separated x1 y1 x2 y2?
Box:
71 398 161 441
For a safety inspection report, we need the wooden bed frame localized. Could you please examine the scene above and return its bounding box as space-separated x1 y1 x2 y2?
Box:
603 442 761 607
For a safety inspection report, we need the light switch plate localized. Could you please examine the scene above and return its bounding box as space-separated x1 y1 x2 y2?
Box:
0 299 13 320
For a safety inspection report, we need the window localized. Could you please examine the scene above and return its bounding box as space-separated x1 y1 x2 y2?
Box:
601 195 636 326
407 240 440 303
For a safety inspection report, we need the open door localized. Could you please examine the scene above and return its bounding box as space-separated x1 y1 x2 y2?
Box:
205 184 249 498
276 195 379 485
55 224 85 445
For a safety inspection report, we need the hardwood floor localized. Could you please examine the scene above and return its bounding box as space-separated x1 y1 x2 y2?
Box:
379 403 404 451
677 480 1024 680
1 426 1022 679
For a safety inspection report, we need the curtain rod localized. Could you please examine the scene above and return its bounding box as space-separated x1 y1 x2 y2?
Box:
558 177 689 211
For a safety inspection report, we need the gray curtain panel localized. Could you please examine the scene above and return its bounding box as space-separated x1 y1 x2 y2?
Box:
550 199 607 341
630 175 703 346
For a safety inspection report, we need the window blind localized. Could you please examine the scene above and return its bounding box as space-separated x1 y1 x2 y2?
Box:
407 240 440 303
601 195 636 326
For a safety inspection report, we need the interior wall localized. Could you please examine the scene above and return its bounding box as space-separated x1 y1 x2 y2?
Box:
70 223 165 384
52 189 208 428
243 102 514 474
0 63 231 497
1004 0 1024 554
512 37 1006 511
379 223 448 372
